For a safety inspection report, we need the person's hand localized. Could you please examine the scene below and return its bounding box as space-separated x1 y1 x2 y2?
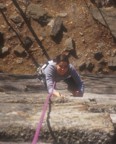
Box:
53 90 65 98
55 93 68 103
72 91 83 97
57 92 66 98
60 93 66 99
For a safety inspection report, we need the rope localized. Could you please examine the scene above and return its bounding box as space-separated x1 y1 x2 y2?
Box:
32 83 55 144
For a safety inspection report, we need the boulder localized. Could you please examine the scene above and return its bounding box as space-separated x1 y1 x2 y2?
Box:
14 45 27 57
108 57 116 71
26 3 48 25
50 16 63 37
94 51 103 61
0 3 6 11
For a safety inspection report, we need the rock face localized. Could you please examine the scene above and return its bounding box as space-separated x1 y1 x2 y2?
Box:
90 0 116 7
0 73 116 144
90 6 116 38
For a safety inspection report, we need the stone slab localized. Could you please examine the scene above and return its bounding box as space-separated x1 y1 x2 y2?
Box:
0 73 116 143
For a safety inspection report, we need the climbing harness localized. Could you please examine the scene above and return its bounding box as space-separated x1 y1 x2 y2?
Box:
31 82 55 144
37 60 54 85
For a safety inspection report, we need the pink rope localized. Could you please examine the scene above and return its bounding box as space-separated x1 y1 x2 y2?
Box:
32 83 55 144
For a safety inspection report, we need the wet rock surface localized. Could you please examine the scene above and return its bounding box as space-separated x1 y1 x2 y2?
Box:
0 73 116 144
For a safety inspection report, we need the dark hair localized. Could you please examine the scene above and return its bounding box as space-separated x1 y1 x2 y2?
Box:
54 54 69 64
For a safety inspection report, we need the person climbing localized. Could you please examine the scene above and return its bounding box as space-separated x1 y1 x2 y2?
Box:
37 54 84 97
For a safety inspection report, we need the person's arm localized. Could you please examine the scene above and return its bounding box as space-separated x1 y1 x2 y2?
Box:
70 64 84 96
44 64 63 97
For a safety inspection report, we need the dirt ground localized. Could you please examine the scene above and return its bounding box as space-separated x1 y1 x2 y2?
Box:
0 0 116 74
